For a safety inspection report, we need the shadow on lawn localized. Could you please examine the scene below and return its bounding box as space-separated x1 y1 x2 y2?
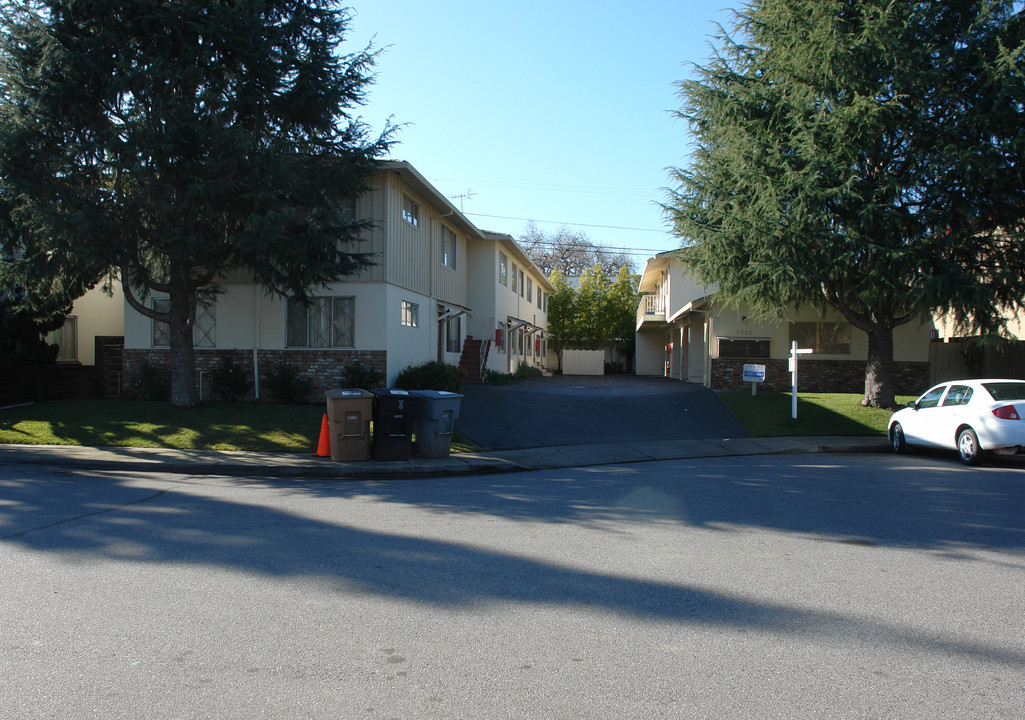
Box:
0 400 322 452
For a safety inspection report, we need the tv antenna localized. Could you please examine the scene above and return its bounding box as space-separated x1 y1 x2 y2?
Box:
452 189 477 212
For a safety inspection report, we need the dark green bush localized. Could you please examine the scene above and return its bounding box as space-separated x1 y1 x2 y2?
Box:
133 359 169 401
514 362 543 380
393 360 465 393
264 358 313 403
483 368 515 385
210 350 250 401
339 359 385 390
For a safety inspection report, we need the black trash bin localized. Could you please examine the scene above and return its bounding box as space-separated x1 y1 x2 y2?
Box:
371 388 416 461
412 390 463 458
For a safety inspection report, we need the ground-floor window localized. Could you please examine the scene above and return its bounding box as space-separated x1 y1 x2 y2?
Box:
46 316 78 361
401 300 419 328
152 299 216 348
789 321 850 354
445 315 461 353
287 296 354 348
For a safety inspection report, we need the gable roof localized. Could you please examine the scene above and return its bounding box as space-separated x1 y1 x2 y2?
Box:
378 160 485 240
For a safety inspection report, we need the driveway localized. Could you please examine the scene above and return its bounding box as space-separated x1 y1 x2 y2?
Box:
457 374 748 450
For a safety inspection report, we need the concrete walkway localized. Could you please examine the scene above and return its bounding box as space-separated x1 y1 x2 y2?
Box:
0 436 891 478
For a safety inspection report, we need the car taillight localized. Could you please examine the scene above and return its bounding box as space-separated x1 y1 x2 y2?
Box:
992 405 1021 421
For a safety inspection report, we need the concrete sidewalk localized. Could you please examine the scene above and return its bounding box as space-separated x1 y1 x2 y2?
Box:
0 436 892 479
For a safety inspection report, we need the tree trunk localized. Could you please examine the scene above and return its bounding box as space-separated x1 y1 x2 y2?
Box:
168 277 198 408
863 326 896 409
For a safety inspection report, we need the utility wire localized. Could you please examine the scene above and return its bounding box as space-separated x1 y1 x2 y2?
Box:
466 212 669 234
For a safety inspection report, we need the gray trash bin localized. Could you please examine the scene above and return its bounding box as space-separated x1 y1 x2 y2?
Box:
412 390 463 458
324 389 373 462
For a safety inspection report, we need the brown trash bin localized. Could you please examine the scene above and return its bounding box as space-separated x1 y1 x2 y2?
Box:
325 389 374 462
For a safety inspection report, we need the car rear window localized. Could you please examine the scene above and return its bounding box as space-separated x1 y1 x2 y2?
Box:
982 382 1025 401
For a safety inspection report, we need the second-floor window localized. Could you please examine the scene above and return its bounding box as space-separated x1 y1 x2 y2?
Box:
511 263 518 293
402 195 420 228
499 252 508 286
526 277 533 303
441 225 457 270
287 297 354 347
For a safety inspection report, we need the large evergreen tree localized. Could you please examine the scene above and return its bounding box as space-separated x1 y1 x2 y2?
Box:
668 0 1025 407
0 0 392 406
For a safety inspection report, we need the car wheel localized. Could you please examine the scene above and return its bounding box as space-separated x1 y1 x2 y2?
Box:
957 427 984 466
891 423 907 454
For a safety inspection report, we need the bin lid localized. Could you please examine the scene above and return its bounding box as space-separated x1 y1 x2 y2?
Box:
371 388 413 397
410 390 463 399
326 388 374 399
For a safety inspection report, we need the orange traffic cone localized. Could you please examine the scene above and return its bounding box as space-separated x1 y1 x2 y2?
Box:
312 414 331 457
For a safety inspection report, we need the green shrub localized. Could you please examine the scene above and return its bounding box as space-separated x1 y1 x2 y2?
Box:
514 362 543 380
264 358 313 404
339 359 385 390
483 368 515 385
133 358 169 401
393 360 465 393
210 350 250 401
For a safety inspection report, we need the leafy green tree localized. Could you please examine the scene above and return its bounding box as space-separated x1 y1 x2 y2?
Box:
546 264 639 368
606 265 640 360
668 0 1025 407
0 0 392 406
545 269 578 357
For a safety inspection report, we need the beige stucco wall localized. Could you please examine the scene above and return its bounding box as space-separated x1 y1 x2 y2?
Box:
706 306 931 363
70 282 125 365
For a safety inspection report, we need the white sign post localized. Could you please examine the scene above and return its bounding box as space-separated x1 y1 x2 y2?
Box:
742 363 766 396
789 341 812 419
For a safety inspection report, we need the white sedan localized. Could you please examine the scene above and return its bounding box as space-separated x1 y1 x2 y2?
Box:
888 379 1025 465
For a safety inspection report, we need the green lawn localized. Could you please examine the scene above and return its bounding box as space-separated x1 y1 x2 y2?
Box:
719 391 915 437
0 400 479 453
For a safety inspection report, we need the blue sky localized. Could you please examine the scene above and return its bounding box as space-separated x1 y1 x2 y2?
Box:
346 1 737 267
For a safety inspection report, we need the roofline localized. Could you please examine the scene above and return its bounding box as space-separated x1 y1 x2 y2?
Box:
483 231 557 293
377 160 485 240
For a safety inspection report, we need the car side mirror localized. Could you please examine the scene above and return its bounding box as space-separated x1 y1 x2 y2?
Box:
908 400 918 410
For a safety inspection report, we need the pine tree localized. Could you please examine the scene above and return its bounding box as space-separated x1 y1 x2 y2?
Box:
0 0 392 406
668 0 1025 407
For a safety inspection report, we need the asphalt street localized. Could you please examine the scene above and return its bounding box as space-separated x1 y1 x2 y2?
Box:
2 452 1023 718
457 375 749 450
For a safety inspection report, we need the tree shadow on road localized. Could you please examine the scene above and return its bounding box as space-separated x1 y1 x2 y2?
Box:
1 456 1024 668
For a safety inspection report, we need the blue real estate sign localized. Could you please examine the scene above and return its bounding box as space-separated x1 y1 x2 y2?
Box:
742 364 766 383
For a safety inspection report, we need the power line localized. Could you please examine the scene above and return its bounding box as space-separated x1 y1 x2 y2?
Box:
466 212 669 234
436 177 661 197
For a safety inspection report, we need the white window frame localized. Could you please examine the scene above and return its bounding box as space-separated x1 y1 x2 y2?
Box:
402 195 420 228
499 252 508 286
401 300 419 328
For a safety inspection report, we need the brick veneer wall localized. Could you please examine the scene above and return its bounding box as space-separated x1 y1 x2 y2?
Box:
123 348 387 402
711 357 930 394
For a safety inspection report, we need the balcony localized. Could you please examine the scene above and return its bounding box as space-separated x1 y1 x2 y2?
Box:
636 294 667 329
